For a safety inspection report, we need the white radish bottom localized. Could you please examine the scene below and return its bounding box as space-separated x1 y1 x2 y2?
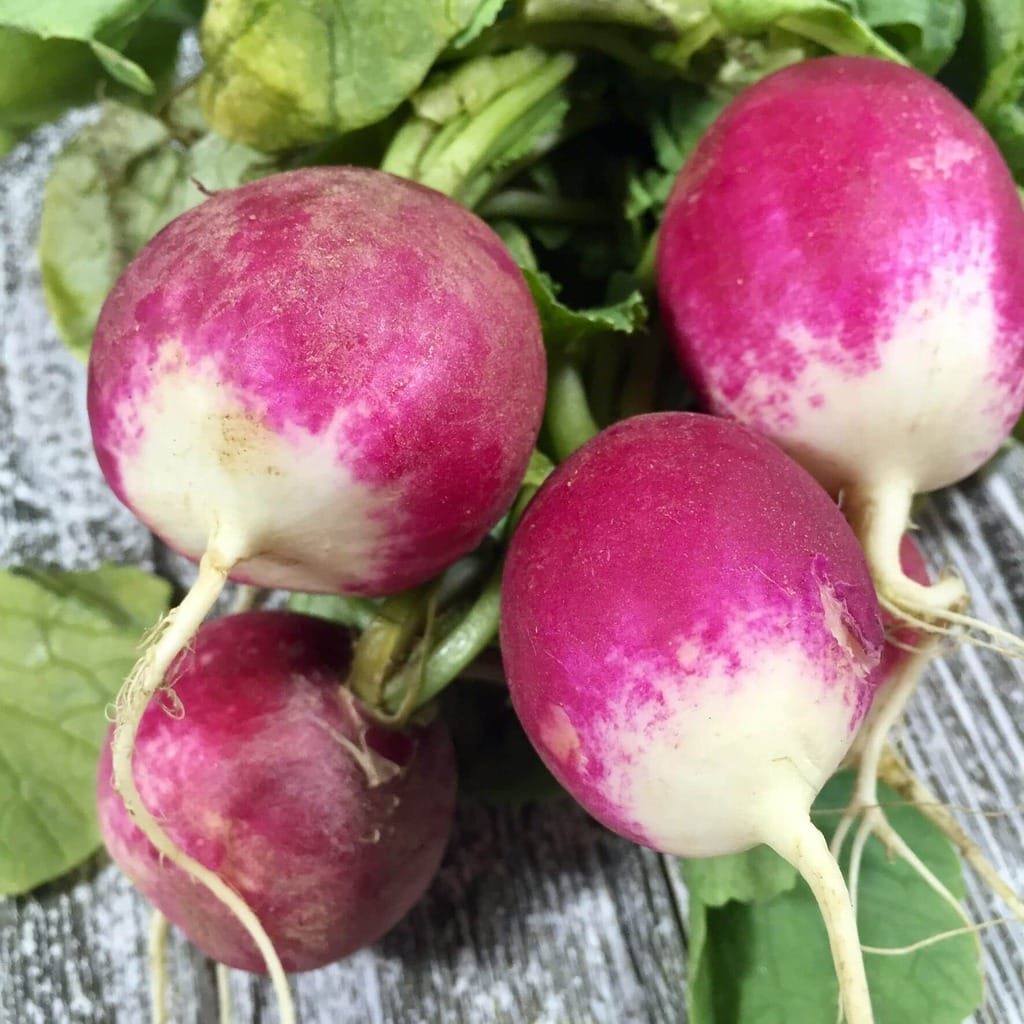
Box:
111 538 296 1024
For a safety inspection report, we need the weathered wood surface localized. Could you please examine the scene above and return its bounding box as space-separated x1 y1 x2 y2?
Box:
1 115 1022 1024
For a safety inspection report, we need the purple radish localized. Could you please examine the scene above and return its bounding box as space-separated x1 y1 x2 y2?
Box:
98 611 456 973
656 56 1024 630
87 166 544 1014
90 166 544 598
501 412 884 1024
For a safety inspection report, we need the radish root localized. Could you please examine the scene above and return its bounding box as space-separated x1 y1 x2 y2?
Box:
112 542 297 1024
216 963 233 1024
843 483 1024 658
833 642 983 970
148 909 169 1024
861 916 1007 956
771 818 875 1024
878 747 1024 923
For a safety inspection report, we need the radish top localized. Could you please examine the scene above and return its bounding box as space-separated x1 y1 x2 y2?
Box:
88 166 545 595
657 56 1024 496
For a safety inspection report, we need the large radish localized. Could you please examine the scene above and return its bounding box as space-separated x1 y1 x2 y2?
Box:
656 56 1024 633
501 412 885 1024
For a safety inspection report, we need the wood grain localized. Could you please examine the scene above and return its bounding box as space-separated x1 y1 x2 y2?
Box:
2 110 1022 1024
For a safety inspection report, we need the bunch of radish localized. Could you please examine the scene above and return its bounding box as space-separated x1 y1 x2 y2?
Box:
86 54 1024 1024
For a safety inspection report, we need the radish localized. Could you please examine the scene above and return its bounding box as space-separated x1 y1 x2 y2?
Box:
97 610 457 973
87 166 544 1016
656 56 1024 633
500 412 885 1024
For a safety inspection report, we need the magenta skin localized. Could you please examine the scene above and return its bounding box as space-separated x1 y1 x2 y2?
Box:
96 611 456 973
657 56 1024 492
88 166 545 595
500 413 884 851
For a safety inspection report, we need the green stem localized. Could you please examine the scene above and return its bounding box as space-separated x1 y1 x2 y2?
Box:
619 329 664 419
379 119 438 179
416 52 577 199
457 96 608 210
587 340 626 427
632 229 659 295
777 15 905 64
477 189 613 223
546 360 600 461
347 586 433 707
382 485 539 714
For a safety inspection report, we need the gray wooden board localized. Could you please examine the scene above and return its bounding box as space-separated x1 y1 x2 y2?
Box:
1 111 1022 1024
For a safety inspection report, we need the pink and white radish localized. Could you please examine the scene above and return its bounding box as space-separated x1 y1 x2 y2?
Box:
88 166 544 1015
98 611 456 972
656 56 1024 631
501 412 885 1024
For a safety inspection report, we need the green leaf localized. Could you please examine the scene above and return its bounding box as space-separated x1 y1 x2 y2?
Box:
626 85 727 231
381 48 577 206
956 0 1024 104
0 0 159 96
945 0 1024 177
853 0 965 73
90 38 155 92
522 266 647 356
0 565 171 895
39 100 277 361
521 0 712 34
0 0 154 38
682 846 798 906
198 0 485 152
0 29 102 145
685 771 983 1024
987 99 1024 178
0 0 191 151
449 0 508 49
711 0 906 62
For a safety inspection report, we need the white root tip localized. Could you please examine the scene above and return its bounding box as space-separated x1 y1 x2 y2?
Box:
217 962 233 1024
148 909 170 1024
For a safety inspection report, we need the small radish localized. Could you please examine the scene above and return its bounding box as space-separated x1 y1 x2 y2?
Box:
97 610 457 972
501 412 884 1024
656 56 1024 630
87 166 544 1016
